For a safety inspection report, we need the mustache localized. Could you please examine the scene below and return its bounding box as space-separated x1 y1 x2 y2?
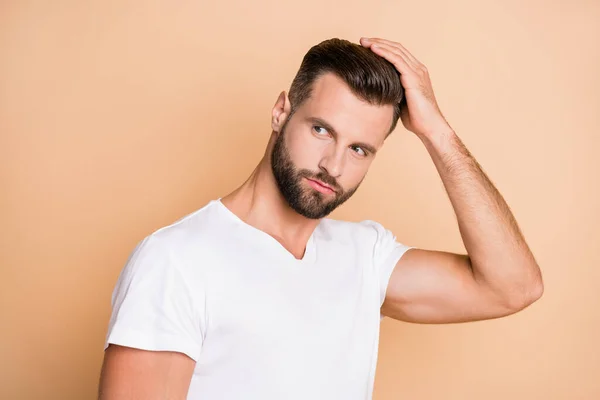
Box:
300 170 342 192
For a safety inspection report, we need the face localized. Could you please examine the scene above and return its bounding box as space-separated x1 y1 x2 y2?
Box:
271 73 394 219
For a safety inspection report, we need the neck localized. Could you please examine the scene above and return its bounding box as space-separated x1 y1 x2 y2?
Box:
220 149 320 258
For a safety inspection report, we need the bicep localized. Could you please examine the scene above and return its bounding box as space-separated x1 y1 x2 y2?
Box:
381 248 513 323
98 344 195 400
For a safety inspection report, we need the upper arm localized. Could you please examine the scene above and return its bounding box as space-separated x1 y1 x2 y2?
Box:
380 248 517 324
100 234 206 398
98 344 195 400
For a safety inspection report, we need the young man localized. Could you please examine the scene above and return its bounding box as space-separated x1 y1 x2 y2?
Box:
98 37 543 399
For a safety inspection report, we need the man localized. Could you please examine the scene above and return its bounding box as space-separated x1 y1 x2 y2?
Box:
98 37 543 399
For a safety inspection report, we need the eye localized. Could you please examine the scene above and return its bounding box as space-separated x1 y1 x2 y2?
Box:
313 126 329 136
351 145 367 157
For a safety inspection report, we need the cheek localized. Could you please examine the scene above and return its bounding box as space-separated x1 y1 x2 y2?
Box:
340 159 370 188
287 130 328 167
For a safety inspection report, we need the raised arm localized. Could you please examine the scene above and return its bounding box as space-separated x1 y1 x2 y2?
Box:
360 37 543 323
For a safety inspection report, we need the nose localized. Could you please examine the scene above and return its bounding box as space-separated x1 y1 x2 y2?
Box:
318 144 345 178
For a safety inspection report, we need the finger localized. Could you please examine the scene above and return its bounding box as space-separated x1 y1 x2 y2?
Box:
363 37 421 66
369 42 417 73
366 38 418 62
361 37 415 68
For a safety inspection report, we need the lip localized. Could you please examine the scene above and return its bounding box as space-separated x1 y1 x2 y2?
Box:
306 177 336 194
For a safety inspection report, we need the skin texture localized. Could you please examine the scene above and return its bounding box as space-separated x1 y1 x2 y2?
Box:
270 73 390 219
98 345 195 400
357 37 543 323
97 37 544 398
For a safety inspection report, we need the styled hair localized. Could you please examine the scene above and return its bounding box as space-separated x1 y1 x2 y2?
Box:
288 38 404 136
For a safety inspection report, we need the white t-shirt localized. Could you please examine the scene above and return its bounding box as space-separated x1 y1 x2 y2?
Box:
104 199 413 400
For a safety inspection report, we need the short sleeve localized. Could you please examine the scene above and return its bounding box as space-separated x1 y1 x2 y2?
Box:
362 220 415 321
104 234 204 361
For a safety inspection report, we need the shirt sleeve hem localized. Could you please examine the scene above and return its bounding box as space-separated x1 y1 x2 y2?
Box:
379 246 416 320
104 326 202 362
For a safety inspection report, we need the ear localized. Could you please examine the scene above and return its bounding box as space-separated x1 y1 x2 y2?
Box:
271 91 292 133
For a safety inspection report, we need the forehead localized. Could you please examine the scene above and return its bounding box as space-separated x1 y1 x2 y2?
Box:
297 72 394 145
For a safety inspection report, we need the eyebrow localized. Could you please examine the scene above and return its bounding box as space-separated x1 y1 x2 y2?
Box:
307 117 379 155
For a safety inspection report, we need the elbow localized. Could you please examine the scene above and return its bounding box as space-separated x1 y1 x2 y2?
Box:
527 263 545 304
508 272 544 312
524 278 544 307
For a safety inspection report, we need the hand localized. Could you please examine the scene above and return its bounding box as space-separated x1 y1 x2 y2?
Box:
360 37 452 139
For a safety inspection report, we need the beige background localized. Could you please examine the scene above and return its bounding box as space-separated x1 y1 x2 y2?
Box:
1 0 599 399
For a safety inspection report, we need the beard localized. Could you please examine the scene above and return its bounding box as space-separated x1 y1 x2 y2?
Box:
270 124 362 219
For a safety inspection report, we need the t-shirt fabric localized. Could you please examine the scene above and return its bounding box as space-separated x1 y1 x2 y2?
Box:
104 199 413 399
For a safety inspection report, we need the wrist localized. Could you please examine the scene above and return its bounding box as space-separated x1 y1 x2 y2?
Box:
418 126 457 154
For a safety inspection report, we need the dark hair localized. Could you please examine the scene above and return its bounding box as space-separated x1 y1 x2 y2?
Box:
288 38 404 136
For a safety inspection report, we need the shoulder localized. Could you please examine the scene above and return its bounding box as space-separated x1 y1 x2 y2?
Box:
150 200 222 244
125 200 223 272
316 218 390 245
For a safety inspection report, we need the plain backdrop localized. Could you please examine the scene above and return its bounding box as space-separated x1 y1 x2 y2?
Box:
1 0 599 399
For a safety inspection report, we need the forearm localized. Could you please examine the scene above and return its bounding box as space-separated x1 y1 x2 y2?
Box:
419 128 543 305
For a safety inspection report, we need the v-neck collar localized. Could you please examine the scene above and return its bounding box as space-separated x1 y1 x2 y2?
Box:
214 198 317 265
